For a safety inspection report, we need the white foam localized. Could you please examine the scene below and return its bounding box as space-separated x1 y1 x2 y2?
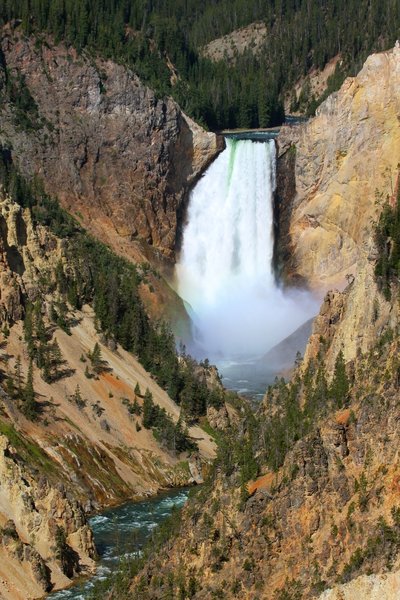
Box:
177 138 317 359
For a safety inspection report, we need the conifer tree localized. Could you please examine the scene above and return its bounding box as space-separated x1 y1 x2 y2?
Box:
14 355 23 397
329 350 349 408
89 342 103 374
42 339 64 382
5 375 16 399
142 388 155 429
51 339 63 378
71 384 85 408
23 359 38 420
131 398 142 416
24 359 34 403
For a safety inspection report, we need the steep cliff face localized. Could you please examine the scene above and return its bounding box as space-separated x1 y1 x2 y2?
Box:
0 193 217 596
276 45 400 291
303 260 398 370
0 26 222 264
0 433 96 600
125 250 400 600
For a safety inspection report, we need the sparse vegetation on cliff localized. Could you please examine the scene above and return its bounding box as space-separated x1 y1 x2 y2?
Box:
99 316 400 599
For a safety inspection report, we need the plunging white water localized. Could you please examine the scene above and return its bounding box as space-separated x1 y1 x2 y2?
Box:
176 137 317 359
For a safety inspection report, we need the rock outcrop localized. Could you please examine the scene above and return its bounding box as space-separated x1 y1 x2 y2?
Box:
320 571 400 600
201 22 267 64
0 26 222 264
276 45 400 291
126 232 400 600
0 434 95 599
303 259 398 369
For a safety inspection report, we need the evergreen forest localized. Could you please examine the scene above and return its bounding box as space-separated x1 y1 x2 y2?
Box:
0 0 399 129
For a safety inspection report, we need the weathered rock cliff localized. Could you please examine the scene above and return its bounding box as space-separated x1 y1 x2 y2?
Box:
303 258 399 370
0 26 222 264
276 45 400 291
124 237 400 600
0 433 96 600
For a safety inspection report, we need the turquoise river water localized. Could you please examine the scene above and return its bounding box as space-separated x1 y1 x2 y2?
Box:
48 488 189 599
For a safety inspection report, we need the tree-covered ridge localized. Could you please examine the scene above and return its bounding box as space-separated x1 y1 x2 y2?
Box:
1 0 399 129
0 145 225 428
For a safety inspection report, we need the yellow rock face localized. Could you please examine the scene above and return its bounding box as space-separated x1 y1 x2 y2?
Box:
319 570 400 600
278 45 400 292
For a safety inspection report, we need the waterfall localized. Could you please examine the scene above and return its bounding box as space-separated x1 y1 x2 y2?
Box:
176 137 316 360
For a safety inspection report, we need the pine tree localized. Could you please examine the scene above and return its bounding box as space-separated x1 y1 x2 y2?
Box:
56 300 70 333
24 359 34 403
14 355 23 397
23 359 38 420
142 388 155 429
34 302 47 345
132 398 142 416
5 375 16 399
257 79 270 128
40 349 50 382
329 350 349 408
51 339 63 373
43 339 64 382
67 281 79 309
89 342 103 374
71 384 85 408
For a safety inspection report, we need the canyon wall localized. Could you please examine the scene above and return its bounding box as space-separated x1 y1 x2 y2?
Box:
0 26 222 265
276 44 400 291
126 262 400 599
0 193 216 596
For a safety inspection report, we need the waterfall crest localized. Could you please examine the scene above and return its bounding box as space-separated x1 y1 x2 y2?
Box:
176 137 316 360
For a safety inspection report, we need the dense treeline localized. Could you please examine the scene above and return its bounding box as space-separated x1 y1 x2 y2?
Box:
1 1 399 129
0 145 224 424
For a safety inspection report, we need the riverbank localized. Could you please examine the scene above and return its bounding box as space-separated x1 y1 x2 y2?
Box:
47 488 190 599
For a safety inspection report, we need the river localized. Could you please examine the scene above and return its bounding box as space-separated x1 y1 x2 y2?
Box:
48 488 190 599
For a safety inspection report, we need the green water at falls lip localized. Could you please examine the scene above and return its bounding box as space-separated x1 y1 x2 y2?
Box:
48 488 189 600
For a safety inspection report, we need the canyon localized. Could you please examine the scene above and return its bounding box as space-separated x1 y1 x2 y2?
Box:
0 26 224 338
0 192 219 598
121 45 400 599
0 16 399 600
276 44 400 293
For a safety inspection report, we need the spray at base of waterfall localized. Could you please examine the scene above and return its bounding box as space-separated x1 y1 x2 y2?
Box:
176 136 317 365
